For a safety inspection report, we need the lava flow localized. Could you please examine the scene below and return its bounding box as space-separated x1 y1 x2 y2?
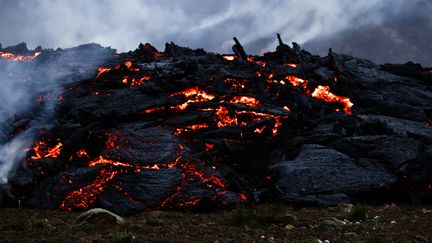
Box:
312 85 353 114
0 51 41 61
19 38 413 218
31 141 63 160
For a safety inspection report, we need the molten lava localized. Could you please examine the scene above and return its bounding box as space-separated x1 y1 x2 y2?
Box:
222 55 235 61
230 96 261 107
174 124 209 136
286 63 298 68
60 167 120 211
170 87 215 110
312 85 353 114
31 141 63 160
0 51 41 61
285 75 308 88
96 67 111 78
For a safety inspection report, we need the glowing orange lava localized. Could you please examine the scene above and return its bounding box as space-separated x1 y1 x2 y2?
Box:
222 55 235 61
174 124 209 136
60 167 120 210
216 106 239 127
0 51 41 61
170 87 215 110
121 76 151 86
124 61 140 71
230 96 261 107
96 67 111 78
76 149 89 158
311 85 353 114
285 75 308 88
31 141 63 160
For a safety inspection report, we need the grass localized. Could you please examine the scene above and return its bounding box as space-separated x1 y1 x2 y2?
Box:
228 204 297 228
111 229 135 243
364 236 386 243
346 205 368 222
294 239 318 243
30 217 44 228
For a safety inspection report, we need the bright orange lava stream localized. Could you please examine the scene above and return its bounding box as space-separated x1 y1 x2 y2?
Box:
170 87 215 110
0 51 41 61
31 142 63 160
311 85 353 114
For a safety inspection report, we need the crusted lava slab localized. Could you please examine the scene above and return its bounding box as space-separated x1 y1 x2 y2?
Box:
269 144 397 205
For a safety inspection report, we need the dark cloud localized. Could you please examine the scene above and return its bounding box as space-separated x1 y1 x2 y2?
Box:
0 0 430 64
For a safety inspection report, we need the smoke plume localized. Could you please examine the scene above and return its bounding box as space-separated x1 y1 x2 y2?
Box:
0 0 430 65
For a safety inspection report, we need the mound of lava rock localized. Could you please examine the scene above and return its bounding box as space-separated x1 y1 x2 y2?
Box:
2 36 432 215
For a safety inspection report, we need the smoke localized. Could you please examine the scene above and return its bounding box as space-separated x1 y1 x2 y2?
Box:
0 61 55 181
0 0 430 65
0 45 114 182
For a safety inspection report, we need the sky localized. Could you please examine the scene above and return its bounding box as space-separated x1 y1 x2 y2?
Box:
0 0 431 65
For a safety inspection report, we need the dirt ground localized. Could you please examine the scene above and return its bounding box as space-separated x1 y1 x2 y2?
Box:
0 203 431 242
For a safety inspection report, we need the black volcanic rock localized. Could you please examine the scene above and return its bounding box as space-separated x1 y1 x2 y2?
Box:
270 144 397 206
2 36 432 215
2 42 29 54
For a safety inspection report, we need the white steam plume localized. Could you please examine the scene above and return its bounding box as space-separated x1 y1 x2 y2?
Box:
0 0 430 65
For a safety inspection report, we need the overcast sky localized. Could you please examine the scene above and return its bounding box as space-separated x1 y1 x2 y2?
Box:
0 0 431 65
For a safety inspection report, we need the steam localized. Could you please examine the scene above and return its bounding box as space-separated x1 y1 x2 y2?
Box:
0 0 430 65
0 46 114 182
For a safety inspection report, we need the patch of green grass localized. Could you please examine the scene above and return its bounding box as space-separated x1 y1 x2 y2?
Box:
30 217 44 228
1 220 26 231
228 204 297 228
364 236 386 243
346 205 368 222
111 229 135 243
294 239 317 243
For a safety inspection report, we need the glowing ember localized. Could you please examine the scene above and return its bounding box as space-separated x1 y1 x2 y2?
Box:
230 96 261 107
216 106 238 127
170 87 215 110
239 193 248 201
122 76 151 86
154 52 164 57
272 117 282 136
223 55 235 61
124 61 140 71
205 143 215 151
286 63 298 68
254 127 266 134
224 78 248 91
285 75 308 88
31 141 63 160
0 51 41 61
174 124 209 136
311 85 353 114
255 60 266 67
76 149 89 158
96 67 111 78
143 106 165 114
